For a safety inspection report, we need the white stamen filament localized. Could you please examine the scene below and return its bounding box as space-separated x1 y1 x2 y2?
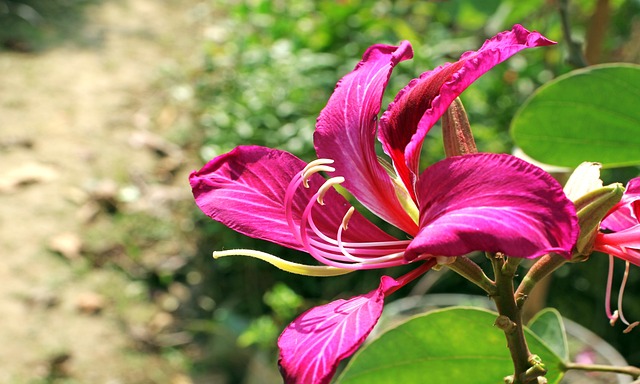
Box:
604 255 637 330
617 261 631 325
282 158 413 270
333 205 409 264
307 213 411 249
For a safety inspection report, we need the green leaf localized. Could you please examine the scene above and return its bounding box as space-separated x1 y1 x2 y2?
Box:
528 308 569 361
511 64 640 168
335 307 563 384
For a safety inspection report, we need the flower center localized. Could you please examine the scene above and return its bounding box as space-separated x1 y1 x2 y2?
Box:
283 158 421 270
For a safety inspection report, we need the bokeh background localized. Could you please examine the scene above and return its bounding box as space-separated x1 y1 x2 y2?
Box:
1 0 638 382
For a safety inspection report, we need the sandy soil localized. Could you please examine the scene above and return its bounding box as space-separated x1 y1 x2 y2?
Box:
0 0 204 382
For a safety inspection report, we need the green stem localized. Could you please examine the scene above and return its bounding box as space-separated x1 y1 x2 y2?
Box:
562 362 640 379
503 256 523 277
446 256 496 295
515 254 567 308
489 253 541 384
558 0 589 67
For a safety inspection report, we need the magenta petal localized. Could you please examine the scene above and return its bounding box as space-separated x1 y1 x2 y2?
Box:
597 178 640 265
594 231 640 266
601 177 640 232
404 153 578 260
379 25 556 189
190 145 395 252
598 225 640 248
278 276 400 384
314 42 419 235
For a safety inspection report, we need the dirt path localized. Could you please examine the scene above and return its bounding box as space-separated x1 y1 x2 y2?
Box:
0 0 203 382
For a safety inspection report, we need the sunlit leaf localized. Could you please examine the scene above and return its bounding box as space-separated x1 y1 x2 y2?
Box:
336 307 564 384
511 64 640 168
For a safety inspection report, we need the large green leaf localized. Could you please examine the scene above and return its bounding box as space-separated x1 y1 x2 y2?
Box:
511 64 640 168
528 308 569 361
335 307 563 384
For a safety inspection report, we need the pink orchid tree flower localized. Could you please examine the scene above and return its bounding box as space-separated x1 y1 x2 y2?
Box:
190 25 578 384
594 177 640 331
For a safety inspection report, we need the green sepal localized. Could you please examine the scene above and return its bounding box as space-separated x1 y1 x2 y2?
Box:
572 183 624 257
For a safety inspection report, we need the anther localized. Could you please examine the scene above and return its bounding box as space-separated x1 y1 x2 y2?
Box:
610 310 619 326
303 165 335 187
317 177 344 205
623 321 639 334
302 158 335 188
303 158 335 173
341 206 356 230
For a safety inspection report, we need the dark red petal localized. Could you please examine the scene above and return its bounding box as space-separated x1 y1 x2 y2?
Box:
379 25 555 193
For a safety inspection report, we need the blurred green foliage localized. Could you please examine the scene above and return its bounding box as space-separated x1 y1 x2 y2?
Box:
188 0 640 382
195 0 567 163
237 283 303 349
0 0 100 51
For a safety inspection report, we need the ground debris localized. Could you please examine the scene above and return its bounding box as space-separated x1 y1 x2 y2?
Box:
0 162 58 192
0 135 34 150
84 178 120 213
129 130 182 159
129 130 186 180
0 0 201 380
35 351 73 380
127 322 192 351
48 232 83 260
20 288 60 309
75 292 107 315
